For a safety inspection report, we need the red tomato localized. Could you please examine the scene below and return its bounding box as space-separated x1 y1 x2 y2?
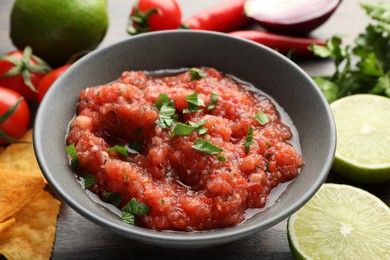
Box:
0 87 30 144
37 64 71 103
0 46 51 100
129 0 182 34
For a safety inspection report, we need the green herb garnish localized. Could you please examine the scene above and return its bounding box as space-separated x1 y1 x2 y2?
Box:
128 140 141 153
183 92 205 113
243 127 254 154
154 93 176 128
107 145 128 157
189 69 206 81
121 198 151 225
192 138 223 155
65 143 79 167
102 192 122 207
254 109 269 125
207 92 218 112
171 120 208 138
310 2 390 102
84 174 95 189
217 155 226 162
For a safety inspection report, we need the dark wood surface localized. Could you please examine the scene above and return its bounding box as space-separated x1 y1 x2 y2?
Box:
1 0 388 259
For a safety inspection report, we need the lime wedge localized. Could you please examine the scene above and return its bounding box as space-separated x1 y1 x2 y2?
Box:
287 184 390 259
330 94 390 183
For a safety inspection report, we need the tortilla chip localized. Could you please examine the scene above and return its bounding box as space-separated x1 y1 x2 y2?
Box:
0 190 61 260
0 146 5 155
0 218 15 234
0 168 45 222
0 129 44 181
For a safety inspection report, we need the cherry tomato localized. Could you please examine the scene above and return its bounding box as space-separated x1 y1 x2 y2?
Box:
0 46 51 100
37 64 71 103
128 0 182 34
0 87 30 144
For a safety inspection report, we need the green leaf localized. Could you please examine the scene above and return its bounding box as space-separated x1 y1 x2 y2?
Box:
107 145 128 157
189 69 205 81
207 93 218 112
171 123 197 137
121 198 151 225
184 92 205 113
122 211 135 224
243 127 254 154
188 119 207 128
102 192 122 207
128 197 151 216
171 120 208 138
372 72 390 96
154 95 177 128
192 138 223 155
84 174 95 189
154 93 173 110
65 143 79 167
254 109 269 125
312 76 340 103
198 127 208 135
128 140 141 153
361 2 390 23
217 155 226 162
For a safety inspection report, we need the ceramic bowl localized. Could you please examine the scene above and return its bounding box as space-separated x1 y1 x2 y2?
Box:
34 30 336 248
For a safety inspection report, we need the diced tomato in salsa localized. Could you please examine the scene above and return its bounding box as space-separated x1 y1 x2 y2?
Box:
66 68 303 231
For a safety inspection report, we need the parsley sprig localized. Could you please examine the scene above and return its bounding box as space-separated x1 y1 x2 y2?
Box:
310 2 390 102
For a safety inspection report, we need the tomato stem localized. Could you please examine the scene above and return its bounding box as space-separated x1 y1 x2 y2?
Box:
128 5 159 35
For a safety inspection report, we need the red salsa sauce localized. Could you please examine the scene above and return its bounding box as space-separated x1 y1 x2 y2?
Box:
66 68 303 231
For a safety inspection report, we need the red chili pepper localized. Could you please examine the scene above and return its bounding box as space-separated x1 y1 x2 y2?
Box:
183 0 249 32
228 30 326 57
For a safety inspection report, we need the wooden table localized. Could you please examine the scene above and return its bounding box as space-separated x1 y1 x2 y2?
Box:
1 0 389 259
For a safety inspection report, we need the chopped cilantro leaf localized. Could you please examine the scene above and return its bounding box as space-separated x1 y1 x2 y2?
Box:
171 123 197 137
243 127 254 154
192 138 223 155
121 198 151 225
154 94 177 129
84 174 95 189
122 211 135 225
102 192 122 207
254 109 269 125
107 145 128 157
171 120 208 138
184 92 205 113
128 140 141 153
189 69 205 81
217 155 226 162
65 143 79 167
207 92 218 112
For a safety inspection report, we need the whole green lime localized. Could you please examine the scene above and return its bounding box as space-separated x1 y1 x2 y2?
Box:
10 0 109 66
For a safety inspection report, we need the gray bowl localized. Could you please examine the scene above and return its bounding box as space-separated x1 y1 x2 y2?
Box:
34 30 336 248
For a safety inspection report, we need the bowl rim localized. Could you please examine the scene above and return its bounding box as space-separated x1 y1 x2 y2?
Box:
33 30 336 248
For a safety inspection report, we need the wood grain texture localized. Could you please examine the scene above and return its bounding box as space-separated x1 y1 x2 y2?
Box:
0 0 388 259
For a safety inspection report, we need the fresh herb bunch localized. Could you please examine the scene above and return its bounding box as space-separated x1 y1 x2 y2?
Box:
310 2 390 103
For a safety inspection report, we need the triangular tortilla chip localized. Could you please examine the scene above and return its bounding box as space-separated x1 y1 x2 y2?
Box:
0 168 44 222
0 129 45 181
0 218 15 234
0 190 61 260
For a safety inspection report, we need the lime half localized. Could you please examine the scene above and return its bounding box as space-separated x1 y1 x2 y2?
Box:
287 183 390 259
330 94 390 183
